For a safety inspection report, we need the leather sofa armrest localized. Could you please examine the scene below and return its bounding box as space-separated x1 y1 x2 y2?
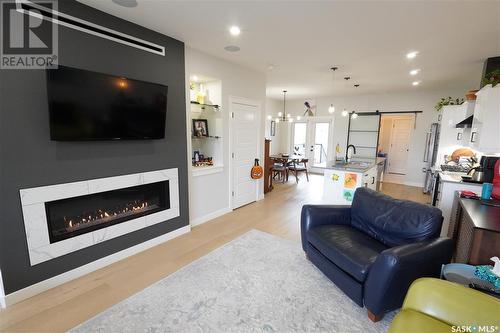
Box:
364 237 454 317
300 205 351 251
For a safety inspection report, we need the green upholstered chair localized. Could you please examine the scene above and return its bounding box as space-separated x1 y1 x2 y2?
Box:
389 278 500 333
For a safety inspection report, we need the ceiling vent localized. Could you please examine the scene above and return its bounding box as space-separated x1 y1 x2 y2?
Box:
16 0 165 56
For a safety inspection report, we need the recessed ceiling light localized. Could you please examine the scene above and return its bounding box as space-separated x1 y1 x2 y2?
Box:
409 69 420 76
224 45 240 52
406 51 419 59
112 0 138 8
267 115 272 120
412 81 421 86
191 75 199 82
229 26 241 36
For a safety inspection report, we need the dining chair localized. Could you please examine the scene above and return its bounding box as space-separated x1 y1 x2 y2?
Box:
271 158 288 183
288 158 309 183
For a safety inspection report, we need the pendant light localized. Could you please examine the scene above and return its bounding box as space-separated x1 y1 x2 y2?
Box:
328 67 338 114
272 90 293 123
266 90 302 122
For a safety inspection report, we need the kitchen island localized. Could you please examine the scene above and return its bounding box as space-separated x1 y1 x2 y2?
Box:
323 158 385 204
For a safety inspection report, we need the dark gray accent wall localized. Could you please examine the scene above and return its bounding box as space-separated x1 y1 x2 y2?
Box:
0 1 188 294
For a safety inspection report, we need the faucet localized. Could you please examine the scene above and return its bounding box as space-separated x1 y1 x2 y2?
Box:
346 144 356 162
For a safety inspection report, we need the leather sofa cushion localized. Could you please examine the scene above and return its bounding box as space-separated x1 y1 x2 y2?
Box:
307 225 387 282
351 188 443 247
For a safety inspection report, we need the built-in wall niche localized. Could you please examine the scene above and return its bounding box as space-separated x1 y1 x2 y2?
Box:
189 78 223 176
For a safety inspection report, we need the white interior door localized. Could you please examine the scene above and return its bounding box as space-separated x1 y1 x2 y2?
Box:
388 118 412 174
231 98 260 209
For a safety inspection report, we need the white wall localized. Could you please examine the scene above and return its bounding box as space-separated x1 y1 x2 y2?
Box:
264 98 287 155
185 47 266 225
275 87 469 187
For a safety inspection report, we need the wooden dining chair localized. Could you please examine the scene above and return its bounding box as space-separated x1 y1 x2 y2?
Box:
288 158 309 183
271 158 288 183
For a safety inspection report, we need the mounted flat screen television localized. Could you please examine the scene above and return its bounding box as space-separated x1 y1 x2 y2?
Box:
46 65 167 141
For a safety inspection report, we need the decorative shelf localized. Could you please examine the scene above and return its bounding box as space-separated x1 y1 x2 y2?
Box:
190 101 220 111
192 165 224 177
191 136 222 140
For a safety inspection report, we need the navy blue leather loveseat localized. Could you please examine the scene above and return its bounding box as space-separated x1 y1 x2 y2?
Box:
301 187 453 321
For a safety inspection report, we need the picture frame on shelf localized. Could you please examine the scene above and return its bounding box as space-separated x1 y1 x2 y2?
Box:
192 119 209 137
270 120 276 137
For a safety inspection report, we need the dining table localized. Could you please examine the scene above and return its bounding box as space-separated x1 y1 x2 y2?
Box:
268 154 305 188
269 154 304 162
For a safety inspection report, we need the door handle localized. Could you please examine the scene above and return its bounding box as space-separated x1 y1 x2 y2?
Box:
372 177 375 185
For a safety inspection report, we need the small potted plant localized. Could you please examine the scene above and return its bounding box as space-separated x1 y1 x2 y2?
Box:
435 96 465 112
482 69 500 87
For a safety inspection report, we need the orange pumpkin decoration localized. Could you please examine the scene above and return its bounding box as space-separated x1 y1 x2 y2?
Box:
251 159 263 179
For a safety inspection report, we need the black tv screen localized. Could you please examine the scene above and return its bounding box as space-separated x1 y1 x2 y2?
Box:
47 66 167 141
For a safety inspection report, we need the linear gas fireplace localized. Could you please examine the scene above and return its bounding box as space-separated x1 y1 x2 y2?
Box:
45 181 170 243
20 169 181 266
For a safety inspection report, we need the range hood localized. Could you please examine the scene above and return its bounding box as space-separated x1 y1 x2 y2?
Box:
456 115 473 128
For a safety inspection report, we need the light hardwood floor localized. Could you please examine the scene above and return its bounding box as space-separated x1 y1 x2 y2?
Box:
0 175 429 332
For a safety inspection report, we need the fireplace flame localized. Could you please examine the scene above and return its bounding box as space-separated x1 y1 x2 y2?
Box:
63 200 152 231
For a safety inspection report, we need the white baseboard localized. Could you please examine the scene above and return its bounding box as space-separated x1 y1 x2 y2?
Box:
190 207 232 227
1 225 191 308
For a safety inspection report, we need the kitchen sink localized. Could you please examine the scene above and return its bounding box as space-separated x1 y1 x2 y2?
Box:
333 160 372 169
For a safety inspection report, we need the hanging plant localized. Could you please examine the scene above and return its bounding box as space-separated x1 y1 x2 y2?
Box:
435 96 465 112
482 69 500 87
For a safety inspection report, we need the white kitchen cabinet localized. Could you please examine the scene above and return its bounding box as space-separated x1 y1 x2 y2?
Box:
436 174 482 236
470 85 500 153
362 166 377 191
435 103 474 165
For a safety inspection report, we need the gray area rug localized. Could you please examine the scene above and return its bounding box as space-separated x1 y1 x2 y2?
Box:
71 230 395 333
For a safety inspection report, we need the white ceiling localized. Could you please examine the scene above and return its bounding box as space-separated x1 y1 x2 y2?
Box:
78 0 500 99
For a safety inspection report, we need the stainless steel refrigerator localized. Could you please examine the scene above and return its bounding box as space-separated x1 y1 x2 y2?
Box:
423 123 440 193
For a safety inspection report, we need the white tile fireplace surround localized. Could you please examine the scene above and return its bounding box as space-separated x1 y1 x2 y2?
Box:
20 169 180 266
